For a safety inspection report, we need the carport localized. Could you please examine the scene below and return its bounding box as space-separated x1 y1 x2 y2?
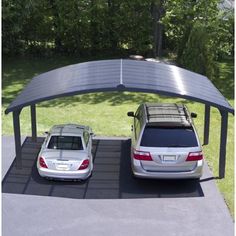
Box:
5 59 234 178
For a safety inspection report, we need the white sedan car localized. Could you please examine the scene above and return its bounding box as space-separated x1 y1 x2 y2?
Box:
37 124 93 181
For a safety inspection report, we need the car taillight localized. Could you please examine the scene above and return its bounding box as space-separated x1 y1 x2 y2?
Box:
39 157 48 168
186 151 203 161
78 159 89 170
133 149 153 161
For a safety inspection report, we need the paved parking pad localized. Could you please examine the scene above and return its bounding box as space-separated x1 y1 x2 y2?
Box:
2 137 203 199
2 136 234 236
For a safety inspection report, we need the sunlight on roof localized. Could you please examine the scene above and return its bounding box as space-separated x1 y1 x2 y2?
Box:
171 66 187 95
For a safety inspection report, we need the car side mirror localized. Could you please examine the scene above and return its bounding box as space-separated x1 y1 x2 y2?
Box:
127 111 135 117
90 132 95 137
191 112 197 118
44 131 49 135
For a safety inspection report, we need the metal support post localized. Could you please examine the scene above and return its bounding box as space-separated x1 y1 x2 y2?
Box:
219 110 228 179
31 104 37 142
13 109 22 169
203 105 210 145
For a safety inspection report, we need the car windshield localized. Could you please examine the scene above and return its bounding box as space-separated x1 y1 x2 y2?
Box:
47 136 83 150
140 126 198 147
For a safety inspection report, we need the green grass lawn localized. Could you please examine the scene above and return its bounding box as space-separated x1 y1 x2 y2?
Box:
2 56 234 216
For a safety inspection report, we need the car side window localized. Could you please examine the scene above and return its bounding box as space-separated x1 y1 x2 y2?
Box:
83 131 90 147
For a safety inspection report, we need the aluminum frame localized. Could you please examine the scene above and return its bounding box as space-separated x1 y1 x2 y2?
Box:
5 59 234 178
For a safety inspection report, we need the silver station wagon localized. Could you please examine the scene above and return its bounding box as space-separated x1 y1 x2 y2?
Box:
127 103 204 179
37 124 93 180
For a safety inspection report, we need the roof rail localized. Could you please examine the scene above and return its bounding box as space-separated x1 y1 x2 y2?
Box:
145 103 191 125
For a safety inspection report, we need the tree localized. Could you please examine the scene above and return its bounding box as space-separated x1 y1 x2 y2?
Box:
151 0 165 57
2 0 234 63
180 22 216 79
162 0 234 80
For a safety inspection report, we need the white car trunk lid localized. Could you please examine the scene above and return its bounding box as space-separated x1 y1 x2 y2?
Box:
42 150 88 171
140 147 198 172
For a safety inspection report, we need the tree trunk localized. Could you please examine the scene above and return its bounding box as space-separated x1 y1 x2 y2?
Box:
107 0 117 50
49 0 62 53
157 22 163 57
90 0 99 53
152 0 164 57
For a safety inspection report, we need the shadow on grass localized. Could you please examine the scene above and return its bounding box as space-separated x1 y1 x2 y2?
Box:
2 137 204 199
35 92 192 108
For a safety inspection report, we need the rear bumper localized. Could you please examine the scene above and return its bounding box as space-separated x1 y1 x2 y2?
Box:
37 166 92 180
132 159 203 179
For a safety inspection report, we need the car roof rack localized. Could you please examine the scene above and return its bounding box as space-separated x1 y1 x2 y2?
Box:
145 103 192 127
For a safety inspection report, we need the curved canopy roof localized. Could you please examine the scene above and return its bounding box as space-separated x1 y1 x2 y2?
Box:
5 59 234 114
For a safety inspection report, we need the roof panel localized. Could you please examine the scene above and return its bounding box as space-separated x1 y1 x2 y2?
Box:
123 60 233 113
5 59 234 114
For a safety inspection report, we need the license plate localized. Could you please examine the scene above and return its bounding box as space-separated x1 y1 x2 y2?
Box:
56 164 70 171
163 155 176 162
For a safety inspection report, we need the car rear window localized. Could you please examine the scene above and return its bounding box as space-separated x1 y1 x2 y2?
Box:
47 136 83 150
140 127 198 147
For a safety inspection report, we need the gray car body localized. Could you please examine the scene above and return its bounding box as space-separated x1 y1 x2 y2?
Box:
37 124 93 180
130 103 203 179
